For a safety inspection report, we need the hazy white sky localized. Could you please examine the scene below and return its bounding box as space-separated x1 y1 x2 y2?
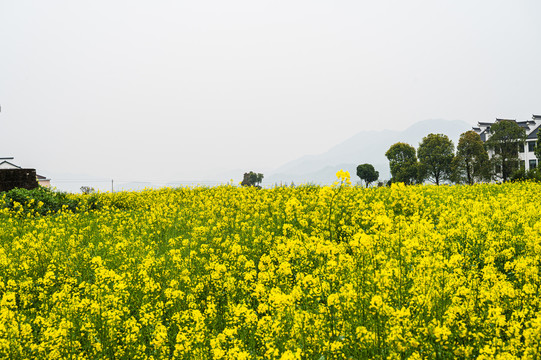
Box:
1 1 541 182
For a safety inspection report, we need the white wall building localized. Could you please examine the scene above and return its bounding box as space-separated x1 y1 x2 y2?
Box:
473 115 541 172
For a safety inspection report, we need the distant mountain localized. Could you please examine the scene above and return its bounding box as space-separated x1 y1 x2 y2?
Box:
44 119 472 192
265 119 471 185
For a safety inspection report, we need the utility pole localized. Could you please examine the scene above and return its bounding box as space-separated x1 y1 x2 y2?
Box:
111 179 114 193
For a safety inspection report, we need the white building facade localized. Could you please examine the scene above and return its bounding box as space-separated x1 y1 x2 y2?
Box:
473 115 541 172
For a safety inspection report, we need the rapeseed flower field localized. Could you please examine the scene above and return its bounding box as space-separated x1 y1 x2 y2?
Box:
1 173 540 359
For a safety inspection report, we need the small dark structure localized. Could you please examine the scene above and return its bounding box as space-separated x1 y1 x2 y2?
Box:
0 168 39 192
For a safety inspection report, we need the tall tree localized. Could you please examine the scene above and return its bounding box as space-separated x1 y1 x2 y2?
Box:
356 163 379 187
385 142 419 185
453 130 491 185
417 133 454 185
534 127 541 161
485 120 526 182
241 171 264 187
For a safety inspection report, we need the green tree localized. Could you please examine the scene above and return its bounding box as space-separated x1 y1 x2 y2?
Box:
80 186 96 194
452 130 490 185
485 120 526 182
356 163 379 187
241 171 264 187
417 133 454 185
534 128 541 161
385 142 419 185
510 167 541 182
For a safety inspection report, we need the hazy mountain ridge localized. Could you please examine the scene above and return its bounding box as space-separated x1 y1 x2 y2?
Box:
42 119 472 192
265 119 471 185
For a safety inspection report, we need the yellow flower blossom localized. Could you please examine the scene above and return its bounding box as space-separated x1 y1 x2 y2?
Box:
0 182 540 357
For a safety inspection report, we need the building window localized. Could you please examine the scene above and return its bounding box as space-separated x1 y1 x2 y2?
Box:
529 159 537 169
528 141 537 152
519 144 524 153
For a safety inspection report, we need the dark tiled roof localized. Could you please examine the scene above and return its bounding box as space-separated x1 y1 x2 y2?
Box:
528 124 541 139
476 118 541 141
480 133 487 142
514 121 532 131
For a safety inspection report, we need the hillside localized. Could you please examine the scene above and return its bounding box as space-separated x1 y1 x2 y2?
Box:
265 119 471 185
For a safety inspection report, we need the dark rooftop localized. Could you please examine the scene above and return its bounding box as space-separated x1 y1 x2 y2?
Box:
528 124 541 139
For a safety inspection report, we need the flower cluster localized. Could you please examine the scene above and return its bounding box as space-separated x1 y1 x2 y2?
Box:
0 181 540 358
335 169 351 186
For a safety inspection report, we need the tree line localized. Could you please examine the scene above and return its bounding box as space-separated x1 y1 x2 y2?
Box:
358 120 541 186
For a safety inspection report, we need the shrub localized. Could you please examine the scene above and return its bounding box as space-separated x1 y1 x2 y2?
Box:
510 167 541 182
0 186 79 215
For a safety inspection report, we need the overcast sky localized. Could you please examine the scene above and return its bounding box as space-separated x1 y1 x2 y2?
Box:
1 1 541 183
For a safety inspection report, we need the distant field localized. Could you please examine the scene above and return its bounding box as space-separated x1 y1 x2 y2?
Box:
1 178 540 359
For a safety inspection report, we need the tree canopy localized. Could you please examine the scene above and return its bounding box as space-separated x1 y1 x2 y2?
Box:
241 172 264 187
385 142 419 185
534 128 541 161
453 130 490 185
485 120 526 182
417 133 455 185
356 163 379 187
